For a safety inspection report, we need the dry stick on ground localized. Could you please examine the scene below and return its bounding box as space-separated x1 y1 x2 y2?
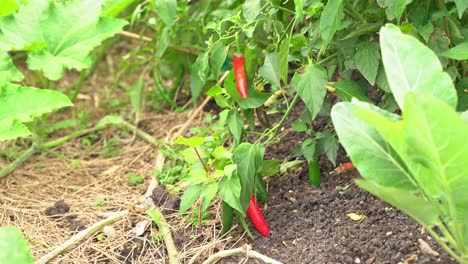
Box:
202 244 283 264
147 208 179 264
119 30 200 56
36 210 128 264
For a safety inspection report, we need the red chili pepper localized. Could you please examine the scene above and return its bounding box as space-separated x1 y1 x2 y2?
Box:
233 53 248 99
330 162 355 175
246 195 269 237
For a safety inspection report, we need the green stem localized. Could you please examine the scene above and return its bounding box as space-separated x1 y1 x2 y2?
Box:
317 53 338 65
121 121 160 147
70 70 87 103
0 145 37 178
42 126 102 149
426 226 464 263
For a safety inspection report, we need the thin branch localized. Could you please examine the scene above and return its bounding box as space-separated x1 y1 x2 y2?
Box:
147 208 179 264
119 31 200 56
36 210 128 264
202 244 283 264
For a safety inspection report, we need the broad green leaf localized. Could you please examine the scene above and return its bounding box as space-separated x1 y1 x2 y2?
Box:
178 184 201 215
0 226 33 264
190 52 209 101
0 119 30 141
0 0 48 51
331 102 414 189
174 136 205 148
332 80 373 103
156 0 177 26
440 42 468 60
0 84 72 125
355 42 380 85
0 0 18 16
23 0 127 80
227 109 243 146
356 180 438 226
319 0 343 50
258 53 282 89
301 139 316 162
379 24 457 109
219 172 244 214
291 120 307 132
0 51 23 81
210 41 228 78
242 0 261 23
102 0 136 17
375 65 391 92
402 93 468 244
291 64 327 121
233 143 264 212
224 71 270 109
317 131 338 166
418 22 433 43
201 182 218 211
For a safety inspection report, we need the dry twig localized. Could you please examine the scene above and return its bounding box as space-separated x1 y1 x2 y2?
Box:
202 244 283 264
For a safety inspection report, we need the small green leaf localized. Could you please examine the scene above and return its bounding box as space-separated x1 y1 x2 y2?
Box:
440 42 468 60
201 182 218 211
317 131 339 166
279 37 290 85
0 226 33 264
450 0 468 19
258 53 282 89
355 41 380 85
233 143 264 212
0 51 23 81
190 52 209 101
155 27 171 58
258 159 281 177
102 0 136 17
156 0 177 26
174 136 205 148
178 184 202 215
242 0 261 23
210 41 228 79
332 80 373 103
0 119 31 141
319 0 343 50
291 120 307 132
129 78 144 114
393 0 412 23
227 109 243 146
219 172 244 214
294 0 304 23
0 0 19 16
291 64 328 121
418 23 433 43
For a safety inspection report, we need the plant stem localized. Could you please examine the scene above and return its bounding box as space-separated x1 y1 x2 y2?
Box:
437 0 451 42
317 53 338 65
0 145 37 178
121 121 160 147
70 70 87 102
146 208 179 264
42 126 103 149
193 147 209 173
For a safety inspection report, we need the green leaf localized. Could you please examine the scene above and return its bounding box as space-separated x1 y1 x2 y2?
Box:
201 182 218 211
450 0 468 19
440 42 468 60
155 27 171 58
0 119 31 141
258 159 281 177
355 41 380 85
0 84 72 134
279 37 290 85
0 0 19 16
129 78 144 114
332 80 373 103
227 109 243 146
291 120 307 132
379 24 457 110
174 136 205 148
102 0 136 17
219 172 244 214
233 143 264 212
258 53 282 89
178 184 201 215
319 0 343 50
418 23 433 43
294 0 304 23
393 0 412 23
210 41 228 78
224 71 270 109
190 52 209 101
317 131 338 166
291 64 328 121
156 0 177 26
331 102 415 189
0 51 23 81
96 114 124 128
356 180 438 226
21 0 127 80
301 139 316 162
242 0 261 23
0 226 34 264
